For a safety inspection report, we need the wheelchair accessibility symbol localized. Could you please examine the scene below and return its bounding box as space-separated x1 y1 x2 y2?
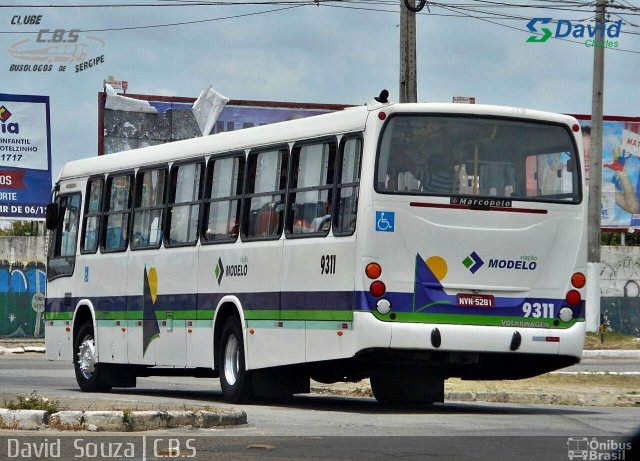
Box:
375 211 395 232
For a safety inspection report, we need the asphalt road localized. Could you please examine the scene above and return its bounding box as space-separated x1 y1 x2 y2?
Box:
1 355 639 461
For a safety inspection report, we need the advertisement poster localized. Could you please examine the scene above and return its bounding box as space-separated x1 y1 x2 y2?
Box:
0 93 51 220
581 119 640 229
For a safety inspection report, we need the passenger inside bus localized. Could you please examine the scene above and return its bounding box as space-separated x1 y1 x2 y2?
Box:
385 143 422 192
423 153 456 194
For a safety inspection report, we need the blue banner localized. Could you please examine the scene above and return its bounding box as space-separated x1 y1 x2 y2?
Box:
0 93 51 219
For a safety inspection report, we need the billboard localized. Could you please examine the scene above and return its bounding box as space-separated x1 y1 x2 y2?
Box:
578 117 640 229
98 92 351 156
0 93 51 219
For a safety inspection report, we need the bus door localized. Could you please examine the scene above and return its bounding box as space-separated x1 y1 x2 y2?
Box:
281 136 362 363
46 189 82 361
130 163 200 367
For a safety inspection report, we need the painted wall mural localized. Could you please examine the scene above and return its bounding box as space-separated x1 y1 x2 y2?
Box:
0 236 47 338
600 246 640 335
0 260 46 337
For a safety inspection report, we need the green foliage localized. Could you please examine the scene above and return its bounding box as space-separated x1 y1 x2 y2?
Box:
0 220 41 237
3 391 59 413
122 408 133 425
601 231 640 246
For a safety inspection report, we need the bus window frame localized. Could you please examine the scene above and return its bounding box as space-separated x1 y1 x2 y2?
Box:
47 191 82 281
164 159 205 248
131 164 169 251
285 136 338 240
241 144 289 242
333 133 363 237
80 174 106 255
101 170 134 254
373 113 582 204
202 151 245 245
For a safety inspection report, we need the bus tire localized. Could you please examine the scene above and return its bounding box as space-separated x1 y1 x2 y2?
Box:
370 373 405 405
371 371 443 405
73 322 112 393
219 318 253 403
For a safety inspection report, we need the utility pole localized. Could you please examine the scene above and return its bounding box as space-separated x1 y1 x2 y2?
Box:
586 0 606 333
588 0 606 264
399 0 417 103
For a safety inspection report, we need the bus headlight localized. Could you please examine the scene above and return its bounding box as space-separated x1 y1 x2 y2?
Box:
559 307 574 323
376 299 391 315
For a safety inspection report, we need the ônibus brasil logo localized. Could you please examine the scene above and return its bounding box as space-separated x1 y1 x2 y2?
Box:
526 17 622 48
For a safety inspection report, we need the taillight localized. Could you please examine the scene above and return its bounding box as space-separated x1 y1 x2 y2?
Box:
370 281 386 298
366 263 382 279
571 272 586 289
566 289 581 306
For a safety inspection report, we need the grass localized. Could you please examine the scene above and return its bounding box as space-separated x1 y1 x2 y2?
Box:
3 391 59 413
584 331 640 350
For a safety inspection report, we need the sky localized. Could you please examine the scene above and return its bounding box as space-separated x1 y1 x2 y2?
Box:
1 0 639 180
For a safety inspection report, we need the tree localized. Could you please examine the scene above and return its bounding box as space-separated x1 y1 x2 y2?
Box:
0 220 41 237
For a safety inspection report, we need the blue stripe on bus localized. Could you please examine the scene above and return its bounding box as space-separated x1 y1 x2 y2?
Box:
46 290 357 314
46 290 585 319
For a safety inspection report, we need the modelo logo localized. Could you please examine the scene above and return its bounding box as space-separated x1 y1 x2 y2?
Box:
488 259 537 270
225 264 247 277
0 106 19 134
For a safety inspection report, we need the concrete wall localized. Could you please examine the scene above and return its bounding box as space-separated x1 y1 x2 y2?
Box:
600 246 640 335
0 236 47 337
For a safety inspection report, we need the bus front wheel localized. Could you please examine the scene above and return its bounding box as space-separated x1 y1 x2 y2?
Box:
73 322 111 393
219 318 253 403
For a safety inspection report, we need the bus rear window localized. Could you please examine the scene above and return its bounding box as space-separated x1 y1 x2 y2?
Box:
376 115 580 203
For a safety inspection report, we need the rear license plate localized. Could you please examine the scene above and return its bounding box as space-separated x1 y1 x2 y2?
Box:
456 293 495 308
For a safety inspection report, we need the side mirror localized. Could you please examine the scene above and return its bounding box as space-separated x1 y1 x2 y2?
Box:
45 203 59 230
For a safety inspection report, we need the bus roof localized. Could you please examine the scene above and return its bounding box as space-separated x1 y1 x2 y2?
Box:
57 102 577 181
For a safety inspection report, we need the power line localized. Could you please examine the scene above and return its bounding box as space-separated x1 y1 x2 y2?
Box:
1 0 638 52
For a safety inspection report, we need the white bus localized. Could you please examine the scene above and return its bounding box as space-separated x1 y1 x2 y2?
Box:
45 92 587 404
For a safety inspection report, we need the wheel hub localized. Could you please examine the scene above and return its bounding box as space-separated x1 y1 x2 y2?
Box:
224 334 240 386
77 336 96 380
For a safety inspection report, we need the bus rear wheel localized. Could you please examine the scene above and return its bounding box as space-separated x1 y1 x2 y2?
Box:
219 318 253 403
73 322 111 392
370 370 443 405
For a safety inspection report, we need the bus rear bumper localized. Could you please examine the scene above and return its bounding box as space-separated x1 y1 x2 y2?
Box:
352 311 585 379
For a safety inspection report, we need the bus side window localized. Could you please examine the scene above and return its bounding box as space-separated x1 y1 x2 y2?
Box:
166 162 203 246
334 136 362 236
242 148 288 240
132 167 167 250
203 154 244 243
286 140 336 237
102 174 133 252
47 192 81 280
81 177 104 254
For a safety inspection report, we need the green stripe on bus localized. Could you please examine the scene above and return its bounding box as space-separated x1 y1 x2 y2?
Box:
45 312 73 321
243 310 353 321
372 312 583 328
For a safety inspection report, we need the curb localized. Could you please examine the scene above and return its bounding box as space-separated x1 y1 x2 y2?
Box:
582 350 640 358
0 346 46 355
0 408 247 432
444 391 640 407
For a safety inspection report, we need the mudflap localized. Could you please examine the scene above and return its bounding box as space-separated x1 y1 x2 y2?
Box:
100 364 137 388
251 367 310 399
